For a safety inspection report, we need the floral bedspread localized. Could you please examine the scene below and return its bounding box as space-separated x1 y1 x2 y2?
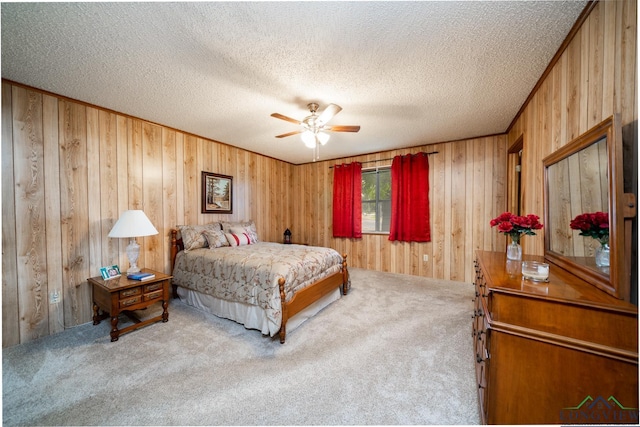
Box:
172 242 343 333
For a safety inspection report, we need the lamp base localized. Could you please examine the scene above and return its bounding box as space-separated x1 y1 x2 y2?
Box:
125 238 141 274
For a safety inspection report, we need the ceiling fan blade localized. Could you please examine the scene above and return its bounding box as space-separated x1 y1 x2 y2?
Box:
325 125 360 133
275 130 302 138
271 113 301 125
317 104 342 125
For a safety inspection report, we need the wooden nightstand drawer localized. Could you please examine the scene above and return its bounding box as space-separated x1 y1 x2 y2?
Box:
120 295 142 308
144 290 163 301
144 282 162 292
120 287 141 298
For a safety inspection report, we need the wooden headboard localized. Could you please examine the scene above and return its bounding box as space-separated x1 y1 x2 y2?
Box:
170 229 184 274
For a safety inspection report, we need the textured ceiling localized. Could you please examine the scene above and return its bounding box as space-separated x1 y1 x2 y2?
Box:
1 1 587 164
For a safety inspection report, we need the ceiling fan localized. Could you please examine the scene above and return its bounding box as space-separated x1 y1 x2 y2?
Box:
271 103 360 160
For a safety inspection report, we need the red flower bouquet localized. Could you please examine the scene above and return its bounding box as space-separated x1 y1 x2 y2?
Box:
489 212 544 244
570 212 609 245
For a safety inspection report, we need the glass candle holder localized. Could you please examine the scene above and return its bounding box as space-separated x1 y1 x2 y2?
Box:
521 261 549 282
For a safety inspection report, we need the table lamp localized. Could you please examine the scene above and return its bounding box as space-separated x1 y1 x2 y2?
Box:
108 210 159 274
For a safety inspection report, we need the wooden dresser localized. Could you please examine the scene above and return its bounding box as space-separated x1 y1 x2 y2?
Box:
473 251 638 424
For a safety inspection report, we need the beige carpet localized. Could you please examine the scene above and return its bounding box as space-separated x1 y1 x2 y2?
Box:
3 268 480 426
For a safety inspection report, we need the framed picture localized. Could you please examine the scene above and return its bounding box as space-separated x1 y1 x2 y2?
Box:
202 171 233 214
100 265 121 280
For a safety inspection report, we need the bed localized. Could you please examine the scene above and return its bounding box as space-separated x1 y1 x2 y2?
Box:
169 221 349 343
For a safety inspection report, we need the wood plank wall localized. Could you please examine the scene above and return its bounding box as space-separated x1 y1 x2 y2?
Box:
2 0 636 348
2 83 293 347
290 136 507 283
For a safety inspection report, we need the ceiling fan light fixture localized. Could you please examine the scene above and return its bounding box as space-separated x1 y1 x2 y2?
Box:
301 130 316 148
317 132 330 145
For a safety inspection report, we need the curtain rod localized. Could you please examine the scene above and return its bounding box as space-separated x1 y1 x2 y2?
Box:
328 151 438 169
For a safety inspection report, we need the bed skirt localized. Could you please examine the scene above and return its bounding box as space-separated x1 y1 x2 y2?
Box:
176 286 342 337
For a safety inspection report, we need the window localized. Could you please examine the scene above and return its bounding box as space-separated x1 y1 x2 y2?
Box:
361 168 391 233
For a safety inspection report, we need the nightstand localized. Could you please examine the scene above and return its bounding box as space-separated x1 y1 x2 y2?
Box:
89 269 172 342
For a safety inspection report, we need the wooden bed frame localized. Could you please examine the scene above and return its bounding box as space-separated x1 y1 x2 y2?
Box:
169 229 349 343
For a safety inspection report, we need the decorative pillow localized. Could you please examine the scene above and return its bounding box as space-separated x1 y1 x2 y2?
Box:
225 232 252 246
202 228 229 248
221 220 259 243
177 223 221 251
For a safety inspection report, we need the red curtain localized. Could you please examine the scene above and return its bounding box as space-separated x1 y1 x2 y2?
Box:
389 153 431 242
332 162 362 238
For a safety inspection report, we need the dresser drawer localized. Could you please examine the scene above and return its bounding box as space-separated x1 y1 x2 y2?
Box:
120 295 142 308
144 289 163 301
120 287 141 298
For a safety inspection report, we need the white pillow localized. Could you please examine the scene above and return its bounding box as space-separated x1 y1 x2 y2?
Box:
225 232 251 246
221 220 259 243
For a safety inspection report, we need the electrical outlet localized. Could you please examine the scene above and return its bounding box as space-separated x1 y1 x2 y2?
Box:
423 254 429 262
49 290 61 304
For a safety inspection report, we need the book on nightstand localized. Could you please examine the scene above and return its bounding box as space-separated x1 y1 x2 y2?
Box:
127 272 155 281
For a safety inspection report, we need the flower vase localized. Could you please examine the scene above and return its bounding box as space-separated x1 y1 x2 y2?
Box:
506 238 522 261
595 243 610 268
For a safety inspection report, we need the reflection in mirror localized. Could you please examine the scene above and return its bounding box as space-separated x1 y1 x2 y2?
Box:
544 115 626 300
546 137 609 274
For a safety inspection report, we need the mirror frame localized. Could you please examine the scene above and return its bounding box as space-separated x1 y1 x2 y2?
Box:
543 115 626 299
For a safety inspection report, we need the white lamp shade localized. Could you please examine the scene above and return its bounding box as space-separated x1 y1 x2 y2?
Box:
317 132 330 145
301 130 316 148
108 210 158 238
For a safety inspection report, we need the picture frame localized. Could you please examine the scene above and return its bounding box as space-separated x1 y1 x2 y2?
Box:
100 265 121 280
202 171 233 214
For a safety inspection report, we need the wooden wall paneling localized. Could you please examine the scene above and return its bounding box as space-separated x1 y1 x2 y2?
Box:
483 139 496 251
520 100 536 255
551 54 567 153
472 139 486 261
115 116 130 267
196 138 206 224
430 143 446 280
127 119 143 210
535 79 552 255
254 152 265 227
619 0 637 129
587 3 604 128
174 132 185 228
237 150 248 226
98 110 119 268
59 100 91 327
464 139 476 281
601 0 616 119
268 156 281 243
494 136 508 252
86 108 102 289
321 161 330 248
442 143 453 280
43 94 63 335
121 117 143 262
579 14 591 135
142 122 164 271
162 128 178 273
200 138 214 224
566 25 583 142
13 87 49 342
183 135 198 225
248 152 259 234
450 141 467 282
2 82 19 347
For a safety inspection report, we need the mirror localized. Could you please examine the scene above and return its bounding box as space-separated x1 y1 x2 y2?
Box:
544 115 627 300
